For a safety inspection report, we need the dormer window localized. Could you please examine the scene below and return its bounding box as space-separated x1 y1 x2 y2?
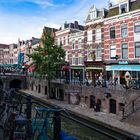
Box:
120 3 127 14
90 11 97 19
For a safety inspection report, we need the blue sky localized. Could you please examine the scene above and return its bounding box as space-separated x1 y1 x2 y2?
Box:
0 0 116 44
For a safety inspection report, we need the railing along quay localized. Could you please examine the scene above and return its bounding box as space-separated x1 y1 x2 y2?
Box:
14 90 140 140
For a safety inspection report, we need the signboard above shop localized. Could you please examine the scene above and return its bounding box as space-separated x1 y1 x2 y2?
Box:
106 65 140 71
118 61 128 65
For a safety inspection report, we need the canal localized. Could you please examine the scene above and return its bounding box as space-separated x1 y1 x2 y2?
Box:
0 90 137 140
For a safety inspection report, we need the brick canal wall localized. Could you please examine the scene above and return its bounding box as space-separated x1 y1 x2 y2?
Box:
27 77 140 116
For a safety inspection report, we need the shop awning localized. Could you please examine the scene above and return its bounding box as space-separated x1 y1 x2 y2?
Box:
106 65 140 71
86 67 103 70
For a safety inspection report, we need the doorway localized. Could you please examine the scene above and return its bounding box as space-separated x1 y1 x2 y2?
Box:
90 95 95 108
45 86 47 95
109 99 116 114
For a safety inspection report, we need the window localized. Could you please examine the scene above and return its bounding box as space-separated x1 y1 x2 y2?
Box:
120 3 127 14
72 54 78 65
78 39 82 49
72 40 75 50
110 27 115 39
96 28 101 41
87 45 93 61
135 42 140 58
135 22 140 33
121 24 128 38
57 38 60 45
122 44 128 59
78 54 83 65
110 45 116 59
65 36 68 45
87 30 92 42
90 11 97 19
65 51 68 61
96 45 102 58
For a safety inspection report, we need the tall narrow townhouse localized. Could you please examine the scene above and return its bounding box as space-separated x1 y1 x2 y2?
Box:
55 21 84 82
84 5 108 84
9 44 18 64
69 27 85 82
104 0 140 84
0 44 9 64
17 37 40 67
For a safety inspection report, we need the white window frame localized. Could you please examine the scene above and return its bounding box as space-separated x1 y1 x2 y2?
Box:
90 11 97 19
72 54 76 65
119 3 128 14
65 36 68 45
78 54 83 65
78 38 82 49
135 21 140 33
96 28 101 41
121 24 128 38
65 51 68 61
96 44 102 58
87 30 92 42
110 45 116 59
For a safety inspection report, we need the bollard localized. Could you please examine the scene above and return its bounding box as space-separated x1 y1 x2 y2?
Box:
26 95 32 140
53 111 61 140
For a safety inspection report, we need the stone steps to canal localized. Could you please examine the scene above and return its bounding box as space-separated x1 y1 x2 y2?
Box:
123 108 140 127
19 89 140 138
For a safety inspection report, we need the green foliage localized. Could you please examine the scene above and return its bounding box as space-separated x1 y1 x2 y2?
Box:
27 33 65 80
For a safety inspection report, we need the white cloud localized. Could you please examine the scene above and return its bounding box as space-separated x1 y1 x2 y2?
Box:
0 0 110 44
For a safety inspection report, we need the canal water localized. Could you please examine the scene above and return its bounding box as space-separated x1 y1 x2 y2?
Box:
0 90 123 140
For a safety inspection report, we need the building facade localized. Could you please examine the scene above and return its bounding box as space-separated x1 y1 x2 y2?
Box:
104 0 140 84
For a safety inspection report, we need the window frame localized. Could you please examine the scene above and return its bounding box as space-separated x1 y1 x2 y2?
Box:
96 44 102 58
87 30 93 42
72 40 75 50
78 38 82 49
134 21 140 33
121 24 128 38
96 28 101 41
120 3 127 14
78 56 83 65
122 43 128 59
110 45 116 59
110 27 115 39
135 42 140 58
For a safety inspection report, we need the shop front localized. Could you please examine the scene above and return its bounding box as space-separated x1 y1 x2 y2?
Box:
70 66 85 83
85 61 104 84
106 64 140 85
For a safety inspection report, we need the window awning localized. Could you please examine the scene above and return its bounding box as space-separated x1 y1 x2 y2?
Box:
106 65 140 71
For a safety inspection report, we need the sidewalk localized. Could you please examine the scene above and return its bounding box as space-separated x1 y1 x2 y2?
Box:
20 89 140 137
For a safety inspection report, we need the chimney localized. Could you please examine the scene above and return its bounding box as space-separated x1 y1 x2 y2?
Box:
74 21 79 29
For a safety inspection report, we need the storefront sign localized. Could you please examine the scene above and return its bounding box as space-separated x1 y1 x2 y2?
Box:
106 65 140 71
118 61 128 65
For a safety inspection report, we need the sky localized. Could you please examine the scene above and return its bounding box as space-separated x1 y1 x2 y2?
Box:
0 0 117 44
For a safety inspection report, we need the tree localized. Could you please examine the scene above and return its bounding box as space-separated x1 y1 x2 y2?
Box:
27 33 65 98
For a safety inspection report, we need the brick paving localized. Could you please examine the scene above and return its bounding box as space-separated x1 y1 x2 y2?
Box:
20 89 140 137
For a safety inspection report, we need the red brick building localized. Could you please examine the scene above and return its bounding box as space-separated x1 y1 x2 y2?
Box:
104 0 140 84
